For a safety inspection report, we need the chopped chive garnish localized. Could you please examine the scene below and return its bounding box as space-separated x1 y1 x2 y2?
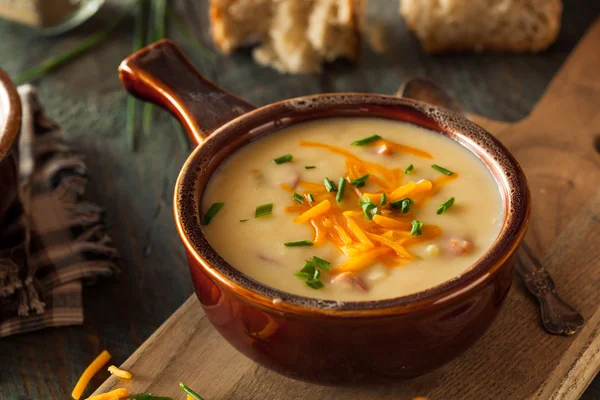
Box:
312 256 331 271
324 177 337 192
410 220 424 236
405 164 414 174
380 193 387 206
350 174 370 188
336 178 346 204
293 192 304 204
295 260 316 278
437 197 455 215
432 164 454 175
255 203 273 218
351 134 381 146
273 154 293 164
359 197 378 220
284 240 314 247
390 198 413 214
128 393 173 400
240 219 249 222
306 279 325 289
307 193 315 203
201 202 224 225
305 166 316 169
180 382 205 400
313 269 321 280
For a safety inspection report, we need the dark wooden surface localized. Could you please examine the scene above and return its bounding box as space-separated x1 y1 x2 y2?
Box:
0 1 598 399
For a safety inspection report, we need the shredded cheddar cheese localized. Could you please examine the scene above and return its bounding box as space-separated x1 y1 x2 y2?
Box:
72 350 112 400
188 395 195 400
107 365 132 379
84 388 130 400
285 139 448 276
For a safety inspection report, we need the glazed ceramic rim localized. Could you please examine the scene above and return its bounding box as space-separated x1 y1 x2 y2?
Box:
175 94 530 317
0 68 21 161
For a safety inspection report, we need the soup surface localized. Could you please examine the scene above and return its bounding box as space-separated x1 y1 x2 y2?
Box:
201 118 503 301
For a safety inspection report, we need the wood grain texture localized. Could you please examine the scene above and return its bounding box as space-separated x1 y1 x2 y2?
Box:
92 16 600 400
0 0 599 399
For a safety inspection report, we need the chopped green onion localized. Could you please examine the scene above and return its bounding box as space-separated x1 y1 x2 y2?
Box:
390 198 413 214
312 256 331 271
284 240 314 247
305 279 325 289
293 193 304 204
359 198 378 220
336 178 346 204
201 202 224 225
307 193 315 203
324 177 337 192
410 220 424 236
380 193 387 206
179 382 205 400
432 164 454 175
313 269 321 280
351 135 382 146
239 219 249 222
273 154 293 164
255 203 273 218
437 197 455 215
405 164 414 174
305 166 316 169
350 174 370 188
295 260 316 278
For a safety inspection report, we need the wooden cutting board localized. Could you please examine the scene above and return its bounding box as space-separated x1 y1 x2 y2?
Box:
94 18 600 400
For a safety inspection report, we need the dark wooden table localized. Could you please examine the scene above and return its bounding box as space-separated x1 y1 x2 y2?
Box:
0 1 598 399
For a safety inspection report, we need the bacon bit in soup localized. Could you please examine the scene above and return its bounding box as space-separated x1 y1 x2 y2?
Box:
257 253 280 265
85 388 130 400
449 238 473 255
331 271 369 292
107 365 132 379
377 143 393 155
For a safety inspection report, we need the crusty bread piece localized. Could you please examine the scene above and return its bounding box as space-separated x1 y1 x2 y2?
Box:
210 0 363 74
399 0 562 53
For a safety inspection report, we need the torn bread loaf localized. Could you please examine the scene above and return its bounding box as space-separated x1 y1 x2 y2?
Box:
399 0 562 53
210 0 363 74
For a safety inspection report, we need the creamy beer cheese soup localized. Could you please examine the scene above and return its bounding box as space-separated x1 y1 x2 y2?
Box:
201 118 503 301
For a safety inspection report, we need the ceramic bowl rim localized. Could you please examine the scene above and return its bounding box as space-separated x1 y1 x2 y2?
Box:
174 93 530 317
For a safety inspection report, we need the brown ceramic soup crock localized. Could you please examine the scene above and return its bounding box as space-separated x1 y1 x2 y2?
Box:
119 40 530 385
0 68 21 227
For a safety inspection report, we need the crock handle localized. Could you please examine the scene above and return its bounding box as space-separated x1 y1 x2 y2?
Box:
118 39 257 147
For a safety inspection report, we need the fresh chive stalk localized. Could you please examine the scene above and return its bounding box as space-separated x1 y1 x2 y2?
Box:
351 135 381 146
305 166 316 169
201 202 224 225
336 178 346 204
13 3 136 85
324 177 337 192
405 164 414 174
179 382 205 400
359 197 378 220
167 7 217 62
128 393 173 400
390 198 413 214
255 203 273 218
380 193 387 206
284 240 314 247
293 193 304 204
436 197 455 215
350 174 369 188
307 194 315 203
432 164 454 175
410 220 424 236
273 154 293 164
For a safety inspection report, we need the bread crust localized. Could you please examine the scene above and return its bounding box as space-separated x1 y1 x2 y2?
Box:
209 0 363 60
401 0 562 53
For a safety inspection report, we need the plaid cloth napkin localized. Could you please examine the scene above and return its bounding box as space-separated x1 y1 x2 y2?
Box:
0 85 118 337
